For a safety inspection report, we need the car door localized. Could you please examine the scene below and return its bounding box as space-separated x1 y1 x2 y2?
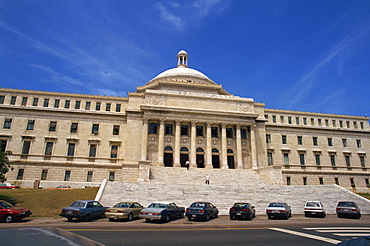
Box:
133 203 143 217
93 201 104 218
168 203 178 218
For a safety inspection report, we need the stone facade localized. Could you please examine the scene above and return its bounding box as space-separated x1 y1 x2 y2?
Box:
0 50 369 191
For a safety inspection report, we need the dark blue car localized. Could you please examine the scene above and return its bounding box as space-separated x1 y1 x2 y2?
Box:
60 200 108 222
186 201 218 221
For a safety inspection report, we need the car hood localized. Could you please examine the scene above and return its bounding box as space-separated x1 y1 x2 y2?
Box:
141 208 164 213
9 207 31 212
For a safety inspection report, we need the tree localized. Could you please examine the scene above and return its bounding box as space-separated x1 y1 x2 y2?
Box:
0 150 13 183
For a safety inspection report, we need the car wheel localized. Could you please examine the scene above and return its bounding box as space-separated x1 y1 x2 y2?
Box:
289 212 292 217
163 214 170 222
248 213 253 220
205 214 210 221
83 214 90 222
128 213 133 221
67 218 73 222
337 214 342 218
357 213 361 219
285 213 289 220
304 212 309 217
321 213 326 218
214 213 218 218
145 219 151 222
5 215 14 223
229 215 234 220
267 214 272 219
109 218 114 222
179 211 185 218
187 216 192 221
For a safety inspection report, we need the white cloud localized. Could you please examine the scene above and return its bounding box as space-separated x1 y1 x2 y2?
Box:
155 2 185 31
191 0 230 17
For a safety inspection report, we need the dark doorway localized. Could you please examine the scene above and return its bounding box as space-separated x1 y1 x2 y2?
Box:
227 155 235 169
196 154 204 168
212 155 220 168
164 153 173 167
180 154 189 167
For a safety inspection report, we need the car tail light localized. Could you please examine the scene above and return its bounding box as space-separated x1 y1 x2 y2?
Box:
140 212 148 215
279 210 285 213
199 210 205 213
62 209 66 213
230 208 236 211
106 209 110 212
242 209 250 212
266 210 272 213
351 209 358 212
117 210 124 213
186 209 190 212
336 208 341 211
73 211 80 214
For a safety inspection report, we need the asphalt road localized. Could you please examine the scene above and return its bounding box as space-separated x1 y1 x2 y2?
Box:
1 215 369 245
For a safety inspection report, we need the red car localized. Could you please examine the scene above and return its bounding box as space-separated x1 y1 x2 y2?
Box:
0 200 32 223
0 183 20 189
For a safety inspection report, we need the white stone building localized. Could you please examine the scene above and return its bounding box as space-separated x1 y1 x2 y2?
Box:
0 50 369 191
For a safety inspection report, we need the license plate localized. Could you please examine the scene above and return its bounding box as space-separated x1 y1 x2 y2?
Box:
110 215 115 218
236 213 241 215
192 215 196 217
311 212 316 215
148 213 152 215
67 211 73 214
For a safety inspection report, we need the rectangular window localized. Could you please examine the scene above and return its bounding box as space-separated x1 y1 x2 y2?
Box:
241 128 247 139
350 178 355 188
54 99 60 108
303 177 307 185
311 118 315 125
366 179 370 188
313 137 318 146
21 97 28 106
267 153 273 165
87 171 93 182
116 104 121 112
283 153 289 165
70 123 78 133
95 102 101 111
0 140 7 152
49 121 57 132
286 177 291 185
32 98 38 106
26 120 35 130
65 100 70 109
106 103 111 111
165 124 173 135
85 101 91 110
280 116 284 123
345 155 351 167
43 98 49 107
319 177 324 185
297 136 302 145
300 153 305 165
111 145 118 158
17 169 24 180
22 141 31 154
67 143 75 157
342 139 347 147
303 118 307 125
75 101 81 109
296 117 300 125
113 125 120 135
89 144 97 157
272 115 276 123
109 172 115 181
282 135 287 144
330 155 336 166
226 128 233 138
360 156 365 167
328 138 333 146
45 142 53 155
318 119 322 126
41 170 48 180
325 119 329 126
0 95 4 104
354 122 358 129
64 170 71 181
266 134 271 144
92 124 99 135
211 127 218 137
196 126 203 136
315 154 321 165
332 120 336 127
288 117 292 124
10 96 16 105
3 119 12 129
149 123 158 134
346 121 350 128
181 125 189 136
357 140 362 148
335 178 339 185
360 122 364 129
339 120 343 127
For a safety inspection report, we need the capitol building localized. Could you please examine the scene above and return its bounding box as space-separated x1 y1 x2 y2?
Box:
1 50 369 191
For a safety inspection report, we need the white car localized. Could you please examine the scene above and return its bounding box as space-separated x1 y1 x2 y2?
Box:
304 201 326 218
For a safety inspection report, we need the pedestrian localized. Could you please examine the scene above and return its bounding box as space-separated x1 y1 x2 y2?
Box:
185 160 190 170
205 174 210 184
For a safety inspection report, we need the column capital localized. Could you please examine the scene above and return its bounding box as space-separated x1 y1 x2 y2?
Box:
176 120 181 126
221 123 226 128
207 122 212 128
159 118 165 125
191 121 197 127
143 118 149 124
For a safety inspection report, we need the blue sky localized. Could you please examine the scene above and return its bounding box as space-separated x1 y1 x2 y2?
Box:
0 1 369 117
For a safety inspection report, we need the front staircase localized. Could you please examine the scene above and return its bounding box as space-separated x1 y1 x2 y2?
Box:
99 167 370 215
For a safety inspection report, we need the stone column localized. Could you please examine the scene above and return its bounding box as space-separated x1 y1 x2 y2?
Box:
250 124 258 170
157 119 165 166
206 122 212 169
190 121 197 168
174 120 181 167
221 123 228 169
141 118 149 161
236 124 243 169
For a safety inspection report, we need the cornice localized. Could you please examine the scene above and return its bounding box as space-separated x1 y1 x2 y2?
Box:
265 108 369 120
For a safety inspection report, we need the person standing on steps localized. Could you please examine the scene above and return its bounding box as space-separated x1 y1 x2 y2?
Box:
205 174 210 184
185 160 190 170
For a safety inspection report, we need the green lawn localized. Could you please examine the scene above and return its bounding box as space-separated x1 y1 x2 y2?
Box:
0 187 99 217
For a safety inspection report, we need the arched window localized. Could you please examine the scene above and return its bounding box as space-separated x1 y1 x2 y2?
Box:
212 148 219 153
227 149 234 153
164 146 173 151
196 148 204 152
180 147 189 152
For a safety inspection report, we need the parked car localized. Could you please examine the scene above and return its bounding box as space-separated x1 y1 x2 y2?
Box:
49 185 73 190
0 183 20 189
139 202 185 222
0 200 32 223
60 200 108 222
304 201 326 218
105 201 144 221
229 202 255 220
336 201 361 219
186 201 219 221
266 202 292 219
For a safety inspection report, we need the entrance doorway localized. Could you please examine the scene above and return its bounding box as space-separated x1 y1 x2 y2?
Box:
227 149 235 169
212 148 220 168
164 146 173 167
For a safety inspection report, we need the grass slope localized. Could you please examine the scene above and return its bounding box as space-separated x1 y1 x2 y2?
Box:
0 188 99 217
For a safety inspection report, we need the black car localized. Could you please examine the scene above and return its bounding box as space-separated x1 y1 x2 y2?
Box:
186 202 218 221
229 202 256 220
336 201 361 219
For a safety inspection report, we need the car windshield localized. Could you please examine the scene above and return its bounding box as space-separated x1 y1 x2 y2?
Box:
269 203 284 207
306 202 320 207
338 202 355 207
190 203 206 207
70 201 86 208
114 203 130 208
0 201 13 208
233 203 248 208
148 203 167 209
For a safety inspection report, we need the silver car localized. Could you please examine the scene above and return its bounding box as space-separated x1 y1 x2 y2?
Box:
139 202 185 222
266 202 292 219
